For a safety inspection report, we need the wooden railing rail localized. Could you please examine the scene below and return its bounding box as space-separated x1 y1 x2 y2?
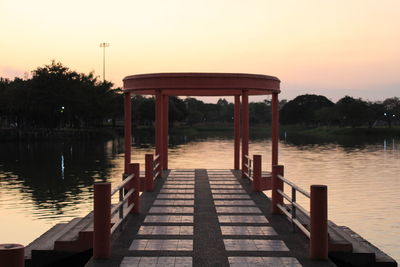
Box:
273 165 328 260
110 174 135 233
93 163 140 259
145 153 161 192
243 154 253 180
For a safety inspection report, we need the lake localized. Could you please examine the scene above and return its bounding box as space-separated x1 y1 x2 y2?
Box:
0 131 398 262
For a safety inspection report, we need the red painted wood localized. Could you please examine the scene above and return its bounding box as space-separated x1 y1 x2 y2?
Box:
155 91 163 171
272 165 284 214
163 95 169 170
0 244 24 267
272 93 279 167
310 185 328 260
131 163 140 213
234 96 240 170
145 154 154 192
123 92 131 173
253 155 262 192
260 176 272 191
123 73 280 96
93 183 111 259
241 90 249 178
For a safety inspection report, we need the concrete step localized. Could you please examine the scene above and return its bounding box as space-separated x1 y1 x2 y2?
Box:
54 212 93 252
329 225 397 267
283 204 352 252
25 218 82 260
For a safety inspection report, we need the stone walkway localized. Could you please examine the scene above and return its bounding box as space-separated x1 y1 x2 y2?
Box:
87 169 335 267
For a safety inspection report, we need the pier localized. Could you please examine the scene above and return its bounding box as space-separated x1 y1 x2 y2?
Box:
1 73 397 267
86 168 334 267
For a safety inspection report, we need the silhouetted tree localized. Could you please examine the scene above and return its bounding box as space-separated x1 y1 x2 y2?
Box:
280 94 334 126
335 96 370 127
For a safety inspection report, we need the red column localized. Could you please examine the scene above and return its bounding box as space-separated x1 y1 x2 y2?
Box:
241 90 249 177
310 185 328 260
234 95 241 170
125 164 135 213
163 95 169 170
93 183 111 259
271 93 279 167
253 155 262 192
155 91 163 171
124 92 132 173
271 165 284 214
145 154 154 191
131 163 140 213
0 244 24 267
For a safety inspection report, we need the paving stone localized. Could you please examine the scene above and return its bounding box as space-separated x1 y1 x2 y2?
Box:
210 185 243 189
160 189 195 193
212 194 250 199
214 200 256 206
228 257 302 267
157 194 194 199
164 181 195 184
149 206 194 213
216 206 261 213
129 239 193 251
144 215 194 223
223 239 289 251
162 185 195 189
153 200 195 206
218 215 269 224
211 189 246 194
220 226 277 236
209 181 240 184
137 225 193 235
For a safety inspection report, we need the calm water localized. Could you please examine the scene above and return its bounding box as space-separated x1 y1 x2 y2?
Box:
0 132 399 262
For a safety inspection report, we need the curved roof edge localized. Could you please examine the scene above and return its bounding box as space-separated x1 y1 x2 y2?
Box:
123 72 281 96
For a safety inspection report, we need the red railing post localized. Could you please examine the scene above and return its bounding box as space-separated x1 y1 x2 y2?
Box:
93 183 111 259
145 154 154 192
0 244 24 267
131 163 140 213
310 185 328 260
253 155 262 192
128 163 140 213
272 165 284 214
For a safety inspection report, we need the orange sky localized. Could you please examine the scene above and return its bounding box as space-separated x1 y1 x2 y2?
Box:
1 0 399 102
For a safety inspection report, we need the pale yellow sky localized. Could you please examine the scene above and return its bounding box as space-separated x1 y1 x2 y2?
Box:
1 0 399 101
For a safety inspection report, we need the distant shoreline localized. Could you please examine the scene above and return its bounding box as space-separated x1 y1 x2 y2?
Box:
1 124 399 141
0 128 120 141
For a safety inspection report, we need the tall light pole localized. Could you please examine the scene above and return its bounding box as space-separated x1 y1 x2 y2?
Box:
99 42 110 82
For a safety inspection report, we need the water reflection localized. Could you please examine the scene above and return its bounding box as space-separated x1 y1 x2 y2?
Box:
0 132 399 262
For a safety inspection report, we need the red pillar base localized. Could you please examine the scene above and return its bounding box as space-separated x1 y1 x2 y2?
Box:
310 185 328 260
0 244 24 267
93 183 111 259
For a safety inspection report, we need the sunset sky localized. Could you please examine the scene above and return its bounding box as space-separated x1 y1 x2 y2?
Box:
1 0 399 102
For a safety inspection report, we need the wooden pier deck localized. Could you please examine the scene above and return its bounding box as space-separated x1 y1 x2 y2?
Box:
86 169 335 267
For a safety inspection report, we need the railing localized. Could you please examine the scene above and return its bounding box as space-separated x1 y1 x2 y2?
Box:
243 154 253 180
276 174 311 237
110 174 135 233
153 154 161 179
145 153 161 191
272 165 328 260
93 163 140 259
243 154 270 192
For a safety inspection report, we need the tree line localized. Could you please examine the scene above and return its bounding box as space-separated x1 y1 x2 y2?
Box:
0 62 398 129
280 94 400 128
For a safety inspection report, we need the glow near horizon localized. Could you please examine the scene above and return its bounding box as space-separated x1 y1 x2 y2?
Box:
1 0 399 102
